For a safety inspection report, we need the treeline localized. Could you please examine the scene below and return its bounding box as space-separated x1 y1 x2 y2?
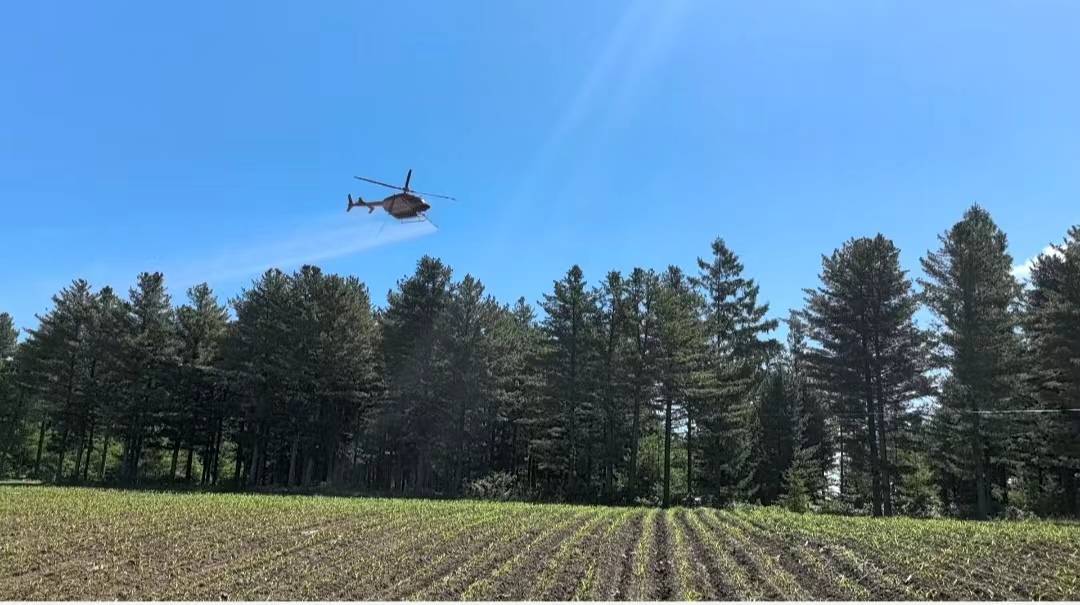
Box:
1 204 1078 519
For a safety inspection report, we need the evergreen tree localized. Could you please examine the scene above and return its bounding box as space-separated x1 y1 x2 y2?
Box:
654 266 704 507
804 234 932 516
493 298 543 489
174 283 230 484
229 269 298 487
0 312 28 476
1025 225 1080 516
84 287 132 481
379 256 453 493
117 272 179 482
432 274 503 493
920 205 1023 519
692 238 778 505
754 365 796 504
623 268 661 500
536 265 599 499
594 271 631 501
19 280 97 481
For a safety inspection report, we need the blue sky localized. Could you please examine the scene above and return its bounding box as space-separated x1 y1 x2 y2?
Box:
3 1 1079 333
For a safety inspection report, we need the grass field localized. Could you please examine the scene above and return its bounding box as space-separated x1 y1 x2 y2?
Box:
2 487 1078 600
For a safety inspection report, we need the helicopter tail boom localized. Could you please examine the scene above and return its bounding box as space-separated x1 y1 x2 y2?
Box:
347 194 380 213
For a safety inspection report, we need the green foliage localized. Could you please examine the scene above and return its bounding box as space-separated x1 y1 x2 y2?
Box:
803 234 932 516
895 450 942 517
463 470 520 501
693 239 779 505
920 205 1024 519
3 219 1079 520
1024 225 1080 517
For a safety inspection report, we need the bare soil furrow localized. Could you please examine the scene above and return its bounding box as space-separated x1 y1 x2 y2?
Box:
594 510 646 601
705 510 809 599
674 509 738 600
732 512 919 600
651 507 678 601
321 508 504 600
717 511 869 600
364 508 542 600
404 509 568 600
460 511 593 600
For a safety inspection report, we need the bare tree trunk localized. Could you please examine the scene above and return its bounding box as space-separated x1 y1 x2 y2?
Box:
71 431 85 483
248 430 261 487
686 414 693 500
863 353 883 517
974 414 989 520
662 397 672 508
629 394 641 496
82 421 95 481
303 455 315 487
98 431 110 481
288 433 300 486
34 420 47 478
55 427 70 483
169 441 180 480
184 445 194 482
212 424 224 485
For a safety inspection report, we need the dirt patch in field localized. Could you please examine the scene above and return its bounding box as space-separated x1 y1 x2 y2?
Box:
460 511 592 600
719 512 864 600
329 509 510 600
402 510 578 600
695 509 788 599
604 510 645 600
735 513 915 601
543 512 637 601
651 509 677 600
675 509 737 600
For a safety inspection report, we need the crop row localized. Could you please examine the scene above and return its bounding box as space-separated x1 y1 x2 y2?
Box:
2 487 1078 600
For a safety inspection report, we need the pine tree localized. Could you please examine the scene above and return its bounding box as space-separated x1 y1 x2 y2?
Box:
692 238 778 505
804 234 932 516
116 272 179 482
380 256 453 493
536 265 599 500
623 268 661 500
920 205 1023 519
84 287 132 481
229 269 298 487
1025 225 1080 516
432 274 503 493
594 271 631 502
0 312 28 476
495 298 544 491
175 283 229 484
654 266 704 507
19 280 97 481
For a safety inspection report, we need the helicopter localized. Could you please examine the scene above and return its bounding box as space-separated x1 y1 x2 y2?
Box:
347 169 455 226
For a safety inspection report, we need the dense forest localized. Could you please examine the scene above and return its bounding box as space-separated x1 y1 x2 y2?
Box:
1 204 1078 519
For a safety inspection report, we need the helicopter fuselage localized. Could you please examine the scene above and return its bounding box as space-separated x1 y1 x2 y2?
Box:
380 192 431 219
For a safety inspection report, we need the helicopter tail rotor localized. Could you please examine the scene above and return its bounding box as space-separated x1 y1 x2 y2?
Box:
347 194 371 213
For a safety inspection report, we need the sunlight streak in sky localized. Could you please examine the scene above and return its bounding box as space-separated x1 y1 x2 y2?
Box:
499 1 687 228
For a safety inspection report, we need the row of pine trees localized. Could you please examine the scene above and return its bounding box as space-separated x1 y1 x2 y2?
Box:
1 205 1078 518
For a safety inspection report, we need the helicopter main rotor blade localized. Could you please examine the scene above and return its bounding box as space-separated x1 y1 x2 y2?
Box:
404 169 412 192
412 190 457 201
354 176 404 191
